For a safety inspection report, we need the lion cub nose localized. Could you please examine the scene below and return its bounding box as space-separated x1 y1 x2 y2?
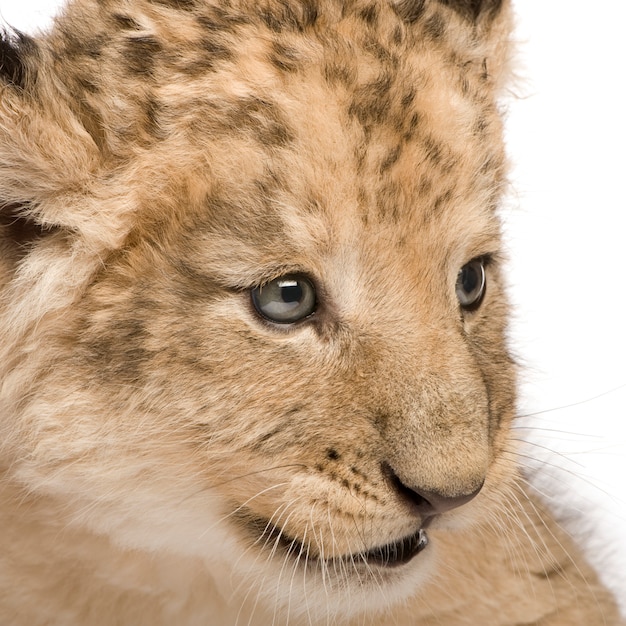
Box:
382 462 483 518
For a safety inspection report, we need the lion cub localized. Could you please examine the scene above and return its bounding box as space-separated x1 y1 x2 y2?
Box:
0 0 622 624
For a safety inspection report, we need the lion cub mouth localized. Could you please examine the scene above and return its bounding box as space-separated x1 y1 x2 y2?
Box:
356 527 429 567
248 516 429 568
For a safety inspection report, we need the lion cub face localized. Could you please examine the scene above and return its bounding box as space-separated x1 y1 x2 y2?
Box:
1 0 514 620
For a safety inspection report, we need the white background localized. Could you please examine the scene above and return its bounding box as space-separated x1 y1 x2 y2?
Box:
3 0 625 613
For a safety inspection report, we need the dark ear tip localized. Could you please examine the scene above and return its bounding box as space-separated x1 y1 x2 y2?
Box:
438 0 503 21
394 0 504 24
1 28 36 89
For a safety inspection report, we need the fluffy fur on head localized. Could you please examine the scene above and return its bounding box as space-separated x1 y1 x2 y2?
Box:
0 1 622 625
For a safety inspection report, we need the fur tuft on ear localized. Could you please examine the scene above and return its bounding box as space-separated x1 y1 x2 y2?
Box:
0 28 36 89
0 27 121 345
0 27 112 247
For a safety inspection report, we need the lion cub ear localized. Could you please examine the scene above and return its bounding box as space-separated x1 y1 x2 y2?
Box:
394 0 511 90
0 28 32 88
0 28 108 248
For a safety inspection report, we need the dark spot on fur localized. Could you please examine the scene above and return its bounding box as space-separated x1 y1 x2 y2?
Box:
85 38 105 60
196 15 222 31
257 427 281 444
326 448 340 461
269 41 301 73
364 39 398 67
56 26 105 61
348 72 394 126
373 410 389 430
402 111 422 141
258 9 283 32
196 10 250 32
75 74 100 93
356 186 370 224
459 74 471 96
350 466 367 479
393 0 426 23
124 36 162 76
323 62 356 87
401 88 416 109
376 182 402 223
172 38 232 76
258 1 318 33
182 37 234 74
481 57 489 80
423 134 443 166
391 25 404 45
417 175 433 197
433 188 454 213
379 145 402 174
0 28 36 88
147 0 197 10
84 314 151 384
231 97 294 147
424 13 446 39
358 4 379 26
300 1 320 28
203 38 232 59
142 96 166 139
112 14 142 30
473 114 488 136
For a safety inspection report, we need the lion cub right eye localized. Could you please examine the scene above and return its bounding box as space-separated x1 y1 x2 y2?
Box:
455 258 487 310
251 275 317 324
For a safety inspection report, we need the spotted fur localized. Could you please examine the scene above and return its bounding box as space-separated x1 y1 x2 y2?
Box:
0 1 622 624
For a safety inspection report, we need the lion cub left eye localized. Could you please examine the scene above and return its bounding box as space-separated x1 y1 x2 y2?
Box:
251 275 317 324
455 259 486 310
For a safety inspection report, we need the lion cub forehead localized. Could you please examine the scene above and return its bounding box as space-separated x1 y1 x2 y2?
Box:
46 0 507 263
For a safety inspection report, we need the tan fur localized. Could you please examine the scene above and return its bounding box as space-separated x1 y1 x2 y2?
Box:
0 1 622 624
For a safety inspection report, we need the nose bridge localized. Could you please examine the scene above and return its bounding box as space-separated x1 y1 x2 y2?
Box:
360 315 491 500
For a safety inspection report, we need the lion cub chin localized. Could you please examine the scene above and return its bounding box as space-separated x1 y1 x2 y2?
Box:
0 0 622 624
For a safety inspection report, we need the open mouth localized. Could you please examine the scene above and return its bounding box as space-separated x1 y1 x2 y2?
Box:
250 516 429 568
359 527 428 567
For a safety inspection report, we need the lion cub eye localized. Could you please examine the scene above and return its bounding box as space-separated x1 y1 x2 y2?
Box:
251 275 317 324
455 259 486 310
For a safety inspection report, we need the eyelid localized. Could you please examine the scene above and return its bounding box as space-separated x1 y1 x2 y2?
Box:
244 267 317 291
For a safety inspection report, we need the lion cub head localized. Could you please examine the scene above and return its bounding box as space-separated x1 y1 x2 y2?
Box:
1 0 514 620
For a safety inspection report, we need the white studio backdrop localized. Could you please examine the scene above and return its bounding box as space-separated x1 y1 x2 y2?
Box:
2 0 626 612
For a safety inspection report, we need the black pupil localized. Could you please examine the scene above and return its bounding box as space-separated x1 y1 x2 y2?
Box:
281 283 303 303
462 266 479 293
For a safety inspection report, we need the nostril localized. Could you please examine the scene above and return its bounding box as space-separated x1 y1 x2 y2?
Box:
382 463 433 516
381 462 484 518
